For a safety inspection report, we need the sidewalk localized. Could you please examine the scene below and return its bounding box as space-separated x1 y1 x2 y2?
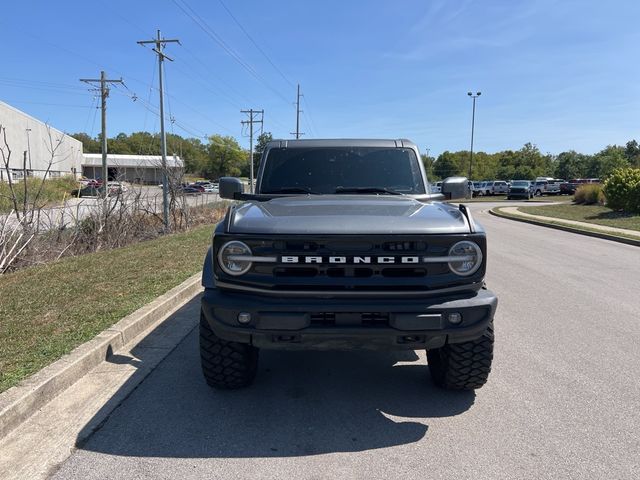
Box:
499 206 640 238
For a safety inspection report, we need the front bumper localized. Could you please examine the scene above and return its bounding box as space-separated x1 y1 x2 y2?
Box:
201 287 497 351
507 191 530 198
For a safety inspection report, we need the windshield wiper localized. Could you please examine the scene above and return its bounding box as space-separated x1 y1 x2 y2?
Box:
334 186 404 195
261 187 321 195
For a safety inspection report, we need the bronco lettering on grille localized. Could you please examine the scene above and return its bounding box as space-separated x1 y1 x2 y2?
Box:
281 256 421 264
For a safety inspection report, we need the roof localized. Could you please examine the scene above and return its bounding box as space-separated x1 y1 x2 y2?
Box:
82 153 183 168
0 100 83 147
266 138 418 149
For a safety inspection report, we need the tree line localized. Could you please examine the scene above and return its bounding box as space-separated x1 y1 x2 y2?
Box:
422 140 640 181
71 131 272 180
72 132 640 182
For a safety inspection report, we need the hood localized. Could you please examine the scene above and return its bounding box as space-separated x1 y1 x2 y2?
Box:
228 195 470 235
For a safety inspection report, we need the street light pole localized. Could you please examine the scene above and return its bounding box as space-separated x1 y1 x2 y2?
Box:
25 128 32 170
467 91 481 183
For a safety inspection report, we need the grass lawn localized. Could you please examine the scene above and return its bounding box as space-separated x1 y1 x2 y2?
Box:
0 223 217 393
519 204 640 232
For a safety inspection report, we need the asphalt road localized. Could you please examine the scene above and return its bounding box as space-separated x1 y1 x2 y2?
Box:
51 204 640 480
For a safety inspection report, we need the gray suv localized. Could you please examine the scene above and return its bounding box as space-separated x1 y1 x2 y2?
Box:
200 139 497 391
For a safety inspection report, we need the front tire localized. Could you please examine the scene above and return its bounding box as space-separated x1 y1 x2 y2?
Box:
199 313 259 389
427 322 494 390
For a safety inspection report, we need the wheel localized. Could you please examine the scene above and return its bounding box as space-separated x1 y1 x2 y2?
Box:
535 190 542 196
199 312 259 389
427 322 494 390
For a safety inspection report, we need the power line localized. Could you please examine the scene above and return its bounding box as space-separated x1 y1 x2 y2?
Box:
0 77 87 91
82 95 99 133
11 27 237 144
217 0 294 89
301 94 319 137
171 0 291 105
5 100 94 108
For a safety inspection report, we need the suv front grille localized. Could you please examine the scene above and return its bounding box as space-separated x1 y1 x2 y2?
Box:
215 234 485 293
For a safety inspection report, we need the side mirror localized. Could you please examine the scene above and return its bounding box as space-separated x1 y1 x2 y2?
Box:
219 177 244 199
441 176 470 200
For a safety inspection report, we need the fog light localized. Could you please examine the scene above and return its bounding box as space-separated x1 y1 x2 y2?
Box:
448 312 462 325
237 312 252 324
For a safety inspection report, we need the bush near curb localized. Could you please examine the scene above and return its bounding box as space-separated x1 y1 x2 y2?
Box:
603 168 640 213
574 184 604 205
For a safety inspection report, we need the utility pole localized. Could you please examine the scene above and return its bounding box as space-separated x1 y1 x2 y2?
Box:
138 30 180 232
80 71 123 198
241 109 264 193
467 91 481 189
291 83 304 139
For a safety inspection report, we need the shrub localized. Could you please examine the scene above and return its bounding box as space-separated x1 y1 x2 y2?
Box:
603 168 640 213
574 184 604 205
0 175 78 213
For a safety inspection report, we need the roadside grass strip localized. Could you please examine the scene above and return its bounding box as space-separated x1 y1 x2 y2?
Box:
519 204 640 232
491 207 640 243
0 224 215 393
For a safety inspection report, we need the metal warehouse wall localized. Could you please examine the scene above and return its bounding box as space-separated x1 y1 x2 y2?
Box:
0 101 83 181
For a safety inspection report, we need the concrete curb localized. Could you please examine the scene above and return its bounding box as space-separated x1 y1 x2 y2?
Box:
489 207 640 247
0 273 203 440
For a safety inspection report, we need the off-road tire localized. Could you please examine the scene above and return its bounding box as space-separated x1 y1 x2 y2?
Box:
199 313 258 389
427 322 494 390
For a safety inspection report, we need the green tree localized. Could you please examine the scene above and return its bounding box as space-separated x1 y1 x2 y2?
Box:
624 140 640 167
555 150 589 180
205 135 247 180
433 151 463 179
70 133 100 153
421 153 436 180
588 145 629 178
253 132 273 173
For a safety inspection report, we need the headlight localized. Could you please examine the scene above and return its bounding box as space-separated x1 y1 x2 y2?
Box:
448 241 483 276
217 241 253 276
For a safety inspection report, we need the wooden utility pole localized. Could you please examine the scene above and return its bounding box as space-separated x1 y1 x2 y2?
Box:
291 84 304 139
241 109 264 193
138 30 180 231
80 71 123 197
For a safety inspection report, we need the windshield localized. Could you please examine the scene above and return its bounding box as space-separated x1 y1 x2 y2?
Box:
259 147 426 195
512 181 529 187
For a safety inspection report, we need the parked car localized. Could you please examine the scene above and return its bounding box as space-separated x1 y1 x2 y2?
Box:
471 182 485 197
431 181 442 193
106 182 127 194
179 186 201 195
507 180 533 200
203 184 219 193
483 180 509 195
532 177 563 195
71 185 118 198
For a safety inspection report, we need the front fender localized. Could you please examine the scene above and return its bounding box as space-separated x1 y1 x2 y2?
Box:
201 246 215 288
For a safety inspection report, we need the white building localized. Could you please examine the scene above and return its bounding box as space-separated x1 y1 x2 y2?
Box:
81 154 183 184
0 101 83 181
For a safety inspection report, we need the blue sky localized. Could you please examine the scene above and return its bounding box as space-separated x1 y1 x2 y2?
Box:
1 0 638 157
